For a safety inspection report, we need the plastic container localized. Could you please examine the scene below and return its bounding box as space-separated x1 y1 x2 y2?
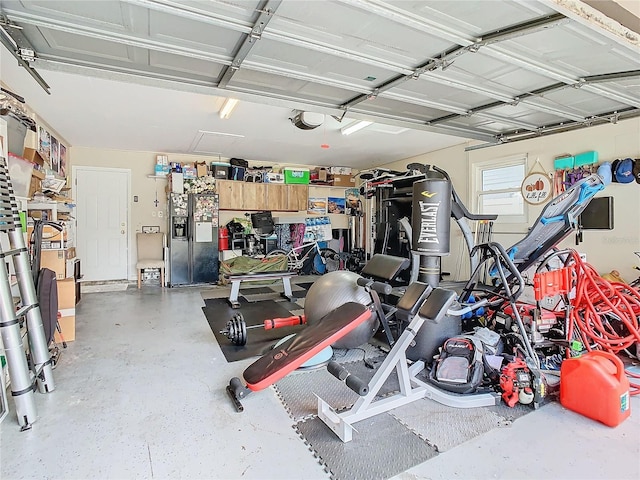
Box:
554 156 575 170
284 167 310 184
574 150 598 166
7 153 34 198
560 351 630 427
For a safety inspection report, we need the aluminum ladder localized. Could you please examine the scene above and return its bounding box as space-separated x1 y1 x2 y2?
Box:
0 156 55 430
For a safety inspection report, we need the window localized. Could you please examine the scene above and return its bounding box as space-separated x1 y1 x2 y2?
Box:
473 156 527 224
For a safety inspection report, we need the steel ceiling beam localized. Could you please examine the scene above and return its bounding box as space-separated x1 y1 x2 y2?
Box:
217 0 282 89
492 107 640 145
429 70 640 126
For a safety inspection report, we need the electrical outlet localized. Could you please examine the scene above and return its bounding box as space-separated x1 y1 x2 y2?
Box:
158 210 163 218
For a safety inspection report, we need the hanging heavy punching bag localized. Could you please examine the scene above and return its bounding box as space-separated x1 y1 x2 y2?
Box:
411 177 452 287
407 176 460 363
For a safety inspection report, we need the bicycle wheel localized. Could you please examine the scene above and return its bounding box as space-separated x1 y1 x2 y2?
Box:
313 248 339 274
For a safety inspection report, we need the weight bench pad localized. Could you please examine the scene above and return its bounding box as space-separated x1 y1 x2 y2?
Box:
244 302 370 391
360 254 410 282
418 287 458 323
395 282 432 321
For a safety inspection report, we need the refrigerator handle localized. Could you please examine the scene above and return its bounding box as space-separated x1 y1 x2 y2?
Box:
188 197 194 241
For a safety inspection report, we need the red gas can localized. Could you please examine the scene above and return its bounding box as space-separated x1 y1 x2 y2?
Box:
560 351 631 427
218 226 229 251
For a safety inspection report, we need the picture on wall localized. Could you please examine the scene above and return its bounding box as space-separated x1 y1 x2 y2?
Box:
345 188 360 212
307 197 327 215
59 143 67 178
50 136 59 173
327 196 345 214
38 126 50 162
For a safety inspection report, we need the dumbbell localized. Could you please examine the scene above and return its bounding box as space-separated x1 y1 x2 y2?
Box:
219 312 307 346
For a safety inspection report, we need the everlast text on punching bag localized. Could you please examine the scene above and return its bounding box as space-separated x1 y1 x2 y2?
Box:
411 178 452 256
411 177 452 287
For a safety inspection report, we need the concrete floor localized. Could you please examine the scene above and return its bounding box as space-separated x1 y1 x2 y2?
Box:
1 284 639 480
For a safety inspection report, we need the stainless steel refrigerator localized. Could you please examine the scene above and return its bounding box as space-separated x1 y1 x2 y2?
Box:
168 192 219 286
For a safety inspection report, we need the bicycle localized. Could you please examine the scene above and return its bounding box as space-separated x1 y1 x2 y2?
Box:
265 239 339 274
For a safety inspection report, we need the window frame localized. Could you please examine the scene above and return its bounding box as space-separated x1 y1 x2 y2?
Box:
471 154 529 226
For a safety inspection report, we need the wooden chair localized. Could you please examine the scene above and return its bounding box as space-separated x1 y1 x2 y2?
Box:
136 233 165 288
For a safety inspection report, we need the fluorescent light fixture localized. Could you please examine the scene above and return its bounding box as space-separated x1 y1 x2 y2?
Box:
219 98 239 119
341 120 373 136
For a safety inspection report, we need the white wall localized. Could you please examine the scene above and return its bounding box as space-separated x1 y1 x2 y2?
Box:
377 118 640 282
69 147 350 279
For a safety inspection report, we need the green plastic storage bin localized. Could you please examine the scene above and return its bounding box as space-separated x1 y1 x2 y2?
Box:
284 168 310 184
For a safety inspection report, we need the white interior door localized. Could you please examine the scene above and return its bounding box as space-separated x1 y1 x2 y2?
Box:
73 166 129 281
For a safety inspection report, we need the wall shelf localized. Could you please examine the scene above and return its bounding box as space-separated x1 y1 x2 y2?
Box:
147 175 168 179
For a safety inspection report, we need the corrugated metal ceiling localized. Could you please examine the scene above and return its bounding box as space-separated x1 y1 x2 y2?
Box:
1 0 638 148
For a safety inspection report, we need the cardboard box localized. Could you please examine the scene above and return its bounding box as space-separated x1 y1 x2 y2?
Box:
40 249 75 279
27 223 74 249
196 161 208 177
28 176 41 198
54 314 75 342
310 168 328 182
329 174 356 187
57 278 76 309
22 147 45 169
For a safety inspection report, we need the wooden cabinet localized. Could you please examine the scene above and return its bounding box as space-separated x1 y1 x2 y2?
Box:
217 180 243 210
218 180 308 212
287 185 308 212
266 184 288 211
243 183 267 210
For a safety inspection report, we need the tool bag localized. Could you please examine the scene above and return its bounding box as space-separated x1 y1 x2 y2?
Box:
428 335 486 394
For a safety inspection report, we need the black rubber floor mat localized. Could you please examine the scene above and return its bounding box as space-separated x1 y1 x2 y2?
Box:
295 282 315 291
203 298 305 362
275 356 399 422
294 414 437 480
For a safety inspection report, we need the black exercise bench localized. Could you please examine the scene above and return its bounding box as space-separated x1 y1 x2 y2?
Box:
224 270 297 308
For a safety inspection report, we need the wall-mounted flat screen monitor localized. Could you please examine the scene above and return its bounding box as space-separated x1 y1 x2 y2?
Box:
578 196 614 230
